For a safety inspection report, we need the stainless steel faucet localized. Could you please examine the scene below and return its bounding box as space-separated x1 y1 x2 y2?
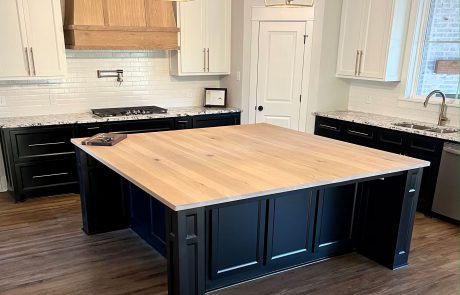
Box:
424 90 449 126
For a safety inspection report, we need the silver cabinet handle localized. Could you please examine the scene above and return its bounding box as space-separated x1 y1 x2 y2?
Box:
358 50 363 76
24 47 31 75
355 50 359 76
207 48 210 72
203 48 206 72
30 47 36 76
319 124 339 131
32 172 69 179
177 120 189 123
28 141 66 147
86 127 100 130
348 130 370 137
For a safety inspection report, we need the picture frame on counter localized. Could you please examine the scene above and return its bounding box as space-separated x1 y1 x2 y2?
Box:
204 88 227 107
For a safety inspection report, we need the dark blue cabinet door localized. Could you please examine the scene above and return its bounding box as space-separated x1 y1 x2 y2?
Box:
314 184 357 258
265 189 316 269
207 200 266 289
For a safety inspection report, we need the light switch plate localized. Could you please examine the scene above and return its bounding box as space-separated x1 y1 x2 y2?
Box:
0 96 6 106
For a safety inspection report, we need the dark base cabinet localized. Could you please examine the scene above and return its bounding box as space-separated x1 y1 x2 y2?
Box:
1 112 241 202
315 116 444 215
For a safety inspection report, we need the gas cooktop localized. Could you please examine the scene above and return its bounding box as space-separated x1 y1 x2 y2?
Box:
91 106 168 117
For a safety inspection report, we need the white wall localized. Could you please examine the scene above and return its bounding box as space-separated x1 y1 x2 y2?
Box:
0 51 220 117
221 0 350 132
347 0 460 127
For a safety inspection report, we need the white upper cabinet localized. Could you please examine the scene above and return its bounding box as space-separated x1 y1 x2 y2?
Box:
336 0 411 81
170 0 231 76
0 0 66 80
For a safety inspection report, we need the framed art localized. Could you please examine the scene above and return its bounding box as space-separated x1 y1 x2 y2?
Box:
204 88 227 107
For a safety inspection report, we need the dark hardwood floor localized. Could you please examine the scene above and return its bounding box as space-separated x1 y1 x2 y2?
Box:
0 193 458 294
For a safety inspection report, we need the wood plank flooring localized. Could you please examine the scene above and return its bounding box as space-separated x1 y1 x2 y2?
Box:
0 193 458 294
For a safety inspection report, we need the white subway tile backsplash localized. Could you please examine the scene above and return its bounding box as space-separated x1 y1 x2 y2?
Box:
0 50 220 117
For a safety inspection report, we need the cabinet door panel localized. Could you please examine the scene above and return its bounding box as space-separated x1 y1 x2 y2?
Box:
336 0 364 77
209 200 266 281
178 0 206 73
0 0 30 78
358 0 392 79
315 184 357 257
24 0 66 77
206 0 231 73
266 189 316 268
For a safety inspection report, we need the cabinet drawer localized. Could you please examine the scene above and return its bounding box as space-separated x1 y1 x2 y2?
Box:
17 159 78 191
314 117 344 139
77 124 106 137
105 119 174 134
377 128 405 153
193 113 240 129
10 126 75 161
406 134 444 155
344 123 375 147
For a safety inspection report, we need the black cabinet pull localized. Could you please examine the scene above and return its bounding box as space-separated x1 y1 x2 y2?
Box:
319 124 339 131
32 172 69 179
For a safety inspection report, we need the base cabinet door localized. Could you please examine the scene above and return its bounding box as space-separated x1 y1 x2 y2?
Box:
314 184 357 258
265 189 316 269
206 200 266 290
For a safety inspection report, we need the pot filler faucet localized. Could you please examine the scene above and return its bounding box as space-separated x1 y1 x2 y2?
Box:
424 90 449 126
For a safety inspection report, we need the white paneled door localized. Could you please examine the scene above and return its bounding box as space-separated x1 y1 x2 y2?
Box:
255 22 306 131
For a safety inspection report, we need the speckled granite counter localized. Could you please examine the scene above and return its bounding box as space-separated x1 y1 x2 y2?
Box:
0 107 241 128
315 110 460 143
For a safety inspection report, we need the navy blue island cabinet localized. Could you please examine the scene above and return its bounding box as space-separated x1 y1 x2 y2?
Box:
72 124 428 295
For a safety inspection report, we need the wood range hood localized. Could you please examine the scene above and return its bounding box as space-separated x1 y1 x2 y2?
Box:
64 0 179 50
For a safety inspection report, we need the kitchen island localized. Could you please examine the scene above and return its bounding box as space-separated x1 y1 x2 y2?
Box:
72 124 429 295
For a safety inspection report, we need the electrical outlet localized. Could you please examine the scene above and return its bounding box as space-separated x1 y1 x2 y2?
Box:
236 71 241 81
0 96 6 106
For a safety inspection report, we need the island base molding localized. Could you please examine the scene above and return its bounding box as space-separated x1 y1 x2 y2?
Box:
76 150 423 295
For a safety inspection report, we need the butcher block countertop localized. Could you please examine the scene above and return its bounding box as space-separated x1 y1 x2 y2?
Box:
71 124 429 211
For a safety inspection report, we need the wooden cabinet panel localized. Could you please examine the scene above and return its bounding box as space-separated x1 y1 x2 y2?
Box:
314 184 357 258
336 0 410 81
24 0 66 77
11 126 76 162
105 0 146 27
208 200 266 284
0 0 30 78
171 0 231 76
266 189 316 268
17 158 77 192
192 113 240 129
206 0 231 73
336 0 364 77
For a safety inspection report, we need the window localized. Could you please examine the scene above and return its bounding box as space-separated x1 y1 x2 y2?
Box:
416 0 459 99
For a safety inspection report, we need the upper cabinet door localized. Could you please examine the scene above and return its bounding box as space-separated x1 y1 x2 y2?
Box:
170 0 231 76
23 0 66 77
205 0 231 74
0 0 30 78
336 0 410 81
358 0 392 79
336 0 364 77
176 0 206 74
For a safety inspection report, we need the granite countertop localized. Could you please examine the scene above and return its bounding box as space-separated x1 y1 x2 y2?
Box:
315 110 460 143
0 106 241 128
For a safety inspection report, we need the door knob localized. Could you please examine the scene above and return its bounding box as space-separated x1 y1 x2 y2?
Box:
257 106 264 111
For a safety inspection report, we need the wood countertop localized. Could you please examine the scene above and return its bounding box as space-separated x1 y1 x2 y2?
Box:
71 124 429 211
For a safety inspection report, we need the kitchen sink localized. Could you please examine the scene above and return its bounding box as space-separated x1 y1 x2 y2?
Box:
393 122 432 130
393 122 459 134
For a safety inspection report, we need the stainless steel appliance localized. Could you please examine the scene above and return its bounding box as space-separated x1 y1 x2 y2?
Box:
91 106 168 117
432 143 460 221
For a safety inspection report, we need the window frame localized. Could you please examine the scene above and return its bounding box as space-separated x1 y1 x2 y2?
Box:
406 0 460 105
